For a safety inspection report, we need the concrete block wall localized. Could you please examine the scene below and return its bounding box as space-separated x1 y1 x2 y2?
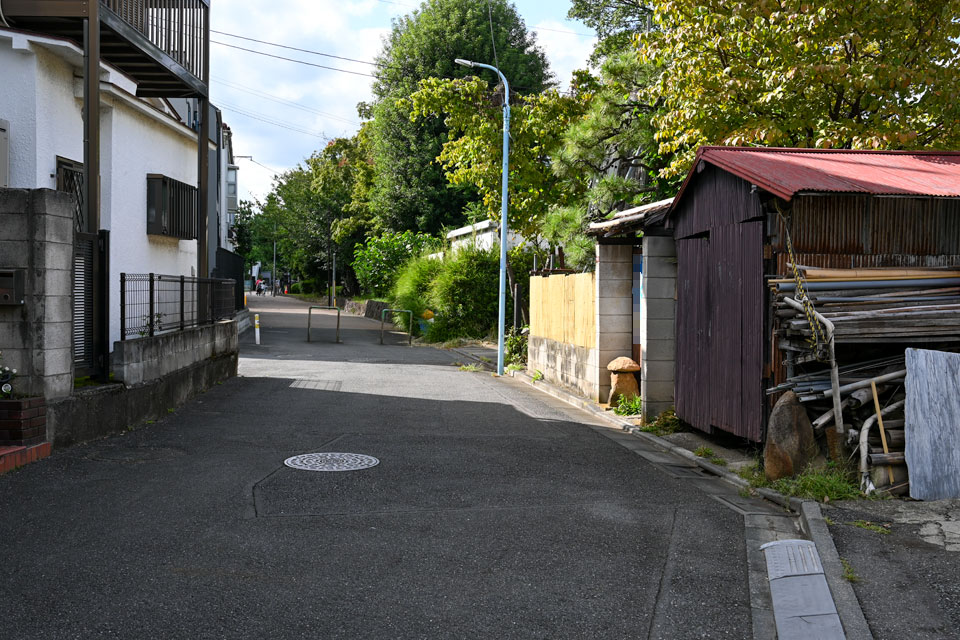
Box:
112 318 238 386
640 235 677 422
528 335 599 401
0 188 75 401
595 243 634 403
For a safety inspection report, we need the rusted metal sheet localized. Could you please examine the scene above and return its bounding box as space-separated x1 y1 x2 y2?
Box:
669 166 761 239
676 220 765 442
694 147 960 201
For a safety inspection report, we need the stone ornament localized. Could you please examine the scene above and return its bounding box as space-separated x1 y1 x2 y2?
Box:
607 356 641 406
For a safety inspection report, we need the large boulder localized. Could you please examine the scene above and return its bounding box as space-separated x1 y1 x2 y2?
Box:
764 391 817 481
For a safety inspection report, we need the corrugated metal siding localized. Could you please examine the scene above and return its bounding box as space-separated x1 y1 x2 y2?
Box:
673 168 766 441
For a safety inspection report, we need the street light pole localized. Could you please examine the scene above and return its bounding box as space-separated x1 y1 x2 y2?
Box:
455 58 510 376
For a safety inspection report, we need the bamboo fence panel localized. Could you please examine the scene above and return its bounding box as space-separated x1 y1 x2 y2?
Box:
529 273 595 349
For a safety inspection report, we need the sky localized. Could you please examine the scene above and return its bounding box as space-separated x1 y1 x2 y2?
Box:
208 0 597 202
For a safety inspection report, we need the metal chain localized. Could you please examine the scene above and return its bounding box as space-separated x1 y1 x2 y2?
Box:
776 203 829 360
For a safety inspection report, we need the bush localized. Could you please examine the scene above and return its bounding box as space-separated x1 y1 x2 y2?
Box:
353 231 438 298
290 282 302 294
426 247 501 340
505 327 528 366
391 254 443 335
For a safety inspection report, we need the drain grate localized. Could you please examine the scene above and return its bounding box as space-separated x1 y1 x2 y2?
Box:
284 452 379 472
289 379 342 391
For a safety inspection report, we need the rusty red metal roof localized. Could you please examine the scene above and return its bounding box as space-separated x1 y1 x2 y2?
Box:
675 146 960 204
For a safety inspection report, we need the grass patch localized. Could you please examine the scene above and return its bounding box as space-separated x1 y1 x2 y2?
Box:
848 520 891 534
441 338 469 349
505 363 524 373
459 364 483 372
709 456 728 467
736 461 862 502
639 408 684 436
613 394 642 416
840 558 861 583
532 370 544 382
694 446 714 458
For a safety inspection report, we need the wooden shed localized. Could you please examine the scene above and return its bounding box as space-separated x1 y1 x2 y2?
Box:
666 147 960 442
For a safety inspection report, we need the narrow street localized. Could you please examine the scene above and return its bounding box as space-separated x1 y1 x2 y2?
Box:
2 295 764 638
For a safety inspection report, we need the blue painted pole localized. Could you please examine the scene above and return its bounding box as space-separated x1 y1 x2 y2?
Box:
456 59 510 376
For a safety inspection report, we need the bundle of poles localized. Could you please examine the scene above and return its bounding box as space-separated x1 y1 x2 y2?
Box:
768 266 960 494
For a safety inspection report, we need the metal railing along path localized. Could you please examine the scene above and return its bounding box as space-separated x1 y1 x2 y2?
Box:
307 306 342 343
380 309 413 345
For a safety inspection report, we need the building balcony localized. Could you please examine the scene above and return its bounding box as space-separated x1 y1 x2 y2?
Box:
1 0 208 97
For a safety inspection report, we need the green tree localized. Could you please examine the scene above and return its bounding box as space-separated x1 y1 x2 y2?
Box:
568 0 653 62
352 230 438 298
642 0 960 178
368 0 551 235
407 75 590 240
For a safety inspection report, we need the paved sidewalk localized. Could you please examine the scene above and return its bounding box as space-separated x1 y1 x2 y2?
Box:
3 295 758 638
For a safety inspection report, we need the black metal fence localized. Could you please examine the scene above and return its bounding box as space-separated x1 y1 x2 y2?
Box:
120 273 237 340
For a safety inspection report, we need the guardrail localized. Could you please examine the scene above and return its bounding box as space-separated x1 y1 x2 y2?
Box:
307 306 341 343
380 309 413 345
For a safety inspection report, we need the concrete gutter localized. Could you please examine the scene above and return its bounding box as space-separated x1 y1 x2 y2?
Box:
448 347 874 640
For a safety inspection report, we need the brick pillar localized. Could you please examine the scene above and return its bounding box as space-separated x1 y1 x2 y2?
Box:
595 243 633 403
640 235 677 422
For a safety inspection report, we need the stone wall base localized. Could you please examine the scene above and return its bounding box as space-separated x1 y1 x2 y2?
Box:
49 351 237 447
528 335 599 402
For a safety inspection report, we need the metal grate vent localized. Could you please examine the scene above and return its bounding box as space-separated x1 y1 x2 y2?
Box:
284 453 379 472
289 380 342 391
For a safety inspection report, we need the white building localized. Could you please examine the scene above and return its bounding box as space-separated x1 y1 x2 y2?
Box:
0 26 239 347
446 219 528 253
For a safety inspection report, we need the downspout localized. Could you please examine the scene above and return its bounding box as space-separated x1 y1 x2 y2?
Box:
781 296 843 434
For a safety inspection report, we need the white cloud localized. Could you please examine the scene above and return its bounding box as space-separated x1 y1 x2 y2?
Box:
530 20 597 91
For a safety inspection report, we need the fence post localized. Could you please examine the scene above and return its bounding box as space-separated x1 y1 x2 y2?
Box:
180 275 185 331
120 272 126 340
148 272 155 337
209 279 214 324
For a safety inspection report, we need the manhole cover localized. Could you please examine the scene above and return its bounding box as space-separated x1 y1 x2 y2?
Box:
284 452 380 472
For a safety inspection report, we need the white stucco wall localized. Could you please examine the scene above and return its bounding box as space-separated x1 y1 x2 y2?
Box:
0 29 201 347
447 219 527 253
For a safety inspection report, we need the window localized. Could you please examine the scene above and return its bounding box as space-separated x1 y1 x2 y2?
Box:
146 174 197 239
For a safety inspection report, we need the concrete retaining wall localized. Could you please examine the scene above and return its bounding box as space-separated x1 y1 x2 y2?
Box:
49 350 237 447
112 319 237 386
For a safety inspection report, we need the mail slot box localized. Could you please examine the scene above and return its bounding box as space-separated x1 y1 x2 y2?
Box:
0 269 25 305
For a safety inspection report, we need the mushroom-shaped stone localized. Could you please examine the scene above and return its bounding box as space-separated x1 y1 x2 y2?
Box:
607 357 641 406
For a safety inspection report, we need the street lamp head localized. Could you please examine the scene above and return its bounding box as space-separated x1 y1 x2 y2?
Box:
454 58 474 68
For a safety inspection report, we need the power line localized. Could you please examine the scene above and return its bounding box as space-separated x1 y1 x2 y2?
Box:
212 76 361 126
218 101 330 138
210 29 378 66
210 40 376 78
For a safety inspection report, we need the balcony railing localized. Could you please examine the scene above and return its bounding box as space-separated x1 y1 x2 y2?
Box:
1 0 209 96
101 0 208 81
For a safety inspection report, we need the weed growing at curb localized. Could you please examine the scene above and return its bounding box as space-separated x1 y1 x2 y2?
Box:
532 370 544 381
709 456 728 466
694 446 714 458
505 363 524 373
639 408 684 436
849 520 891 534
840 558 861 583
824 516 835 526
459 364 483 372
613 394 642 416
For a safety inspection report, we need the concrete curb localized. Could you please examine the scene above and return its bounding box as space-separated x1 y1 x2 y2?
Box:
497 366 874 640
799 502 874 639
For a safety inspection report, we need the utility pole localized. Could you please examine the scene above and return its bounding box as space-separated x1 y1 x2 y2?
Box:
272 221 277 296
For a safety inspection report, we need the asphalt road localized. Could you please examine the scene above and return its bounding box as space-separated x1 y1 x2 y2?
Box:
0 294 754 639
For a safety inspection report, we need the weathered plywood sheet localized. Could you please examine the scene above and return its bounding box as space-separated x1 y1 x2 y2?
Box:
905 348 960 500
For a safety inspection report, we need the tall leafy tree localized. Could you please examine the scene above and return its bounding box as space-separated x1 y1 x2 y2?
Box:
568 0 654 62
368 0 551 235
642 0 960 178
407 76 590 240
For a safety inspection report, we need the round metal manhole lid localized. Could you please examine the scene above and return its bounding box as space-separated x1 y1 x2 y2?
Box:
284 452 380 472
